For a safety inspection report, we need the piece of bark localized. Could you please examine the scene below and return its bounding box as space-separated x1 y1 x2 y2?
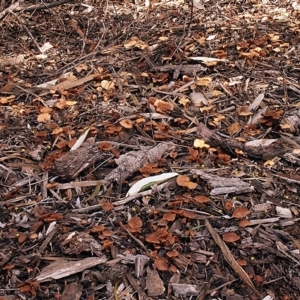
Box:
96 263 128 283
59 232 103 257
171 283 200 297
61 283 82 300
35 256 107 282
205 220 261 298
197 122 290 160
126 272 150 300
53 137 103 179
146 267 165 297
151 64 207 79
191 169 254 195
104 142 175 184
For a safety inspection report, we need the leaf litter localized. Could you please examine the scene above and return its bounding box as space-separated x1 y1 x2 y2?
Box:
1 0 300 299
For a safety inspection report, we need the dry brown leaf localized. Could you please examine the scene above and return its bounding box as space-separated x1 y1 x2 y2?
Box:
154 257 169 271
162 212 176 221
194 195 210 203
154 99 174 113
18 233 27 244
222 232 240 243
176 175 197 189
228 122 241 135
166 250 178 258
102 240 114 250
119 119 133 129
90 224 105 233
232 207 250 219
101 201 114 211
239 219 251 227
128 216 143 229
98 141 113 151
236 259 247 266
176 175 190 187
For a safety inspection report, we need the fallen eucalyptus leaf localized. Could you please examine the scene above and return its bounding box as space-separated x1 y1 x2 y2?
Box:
126 172 179 196
70 126 90 151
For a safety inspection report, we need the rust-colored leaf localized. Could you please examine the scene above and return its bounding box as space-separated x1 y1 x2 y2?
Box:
181 210 196 219
90 224 105 233
176 175 197 189
166 250 178 258
154 257 169 271
102 240 113 250
222 232 240 243
236 259 247 266
169 264 178 273
18 281 39 296
128 216 143 229
194 195 210 203
239 219 251 227
98 141 113 151
176 175 189 186
101 201 114 211
119 119 133 129
103 230 112 237
153 99 174 114
224 200 234 211
162 212 176 221
228 122 241 135
232 207 250 219
18 233 27 244
253 274 264 284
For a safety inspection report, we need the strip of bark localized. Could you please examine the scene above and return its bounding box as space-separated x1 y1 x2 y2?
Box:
197 122 289 160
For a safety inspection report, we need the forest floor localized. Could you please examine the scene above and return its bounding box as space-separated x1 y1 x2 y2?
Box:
1 0 300 299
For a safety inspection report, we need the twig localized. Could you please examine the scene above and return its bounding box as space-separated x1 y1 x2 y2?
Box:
20 0 73 12
205 219 261 298
120 222 149 253
9 11 43 54
0 1 20 20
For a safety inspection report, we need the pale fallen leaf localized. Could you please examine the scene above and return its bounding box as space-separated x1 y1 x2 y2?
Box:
245 139 277 147
193 139 210 149
189 56 229 62
126 172 179 196
70 127 90 151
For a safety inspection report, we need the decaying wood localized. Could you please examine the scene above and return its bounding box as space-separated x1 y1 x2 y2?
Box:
151 64 207 79
104 142 175 184
59 232 103 257
191 169 254 195
171 283 200 297
197 122 290 160
126 272 150 300
53 138 103 179
96 263 128 283
61 283 82 300
35 257 107 282
146 267 165 297
205 220 261 298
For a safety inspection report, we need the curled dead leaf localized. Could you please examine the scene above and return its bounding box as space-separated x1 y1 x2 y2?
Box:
162 212 176 221
154 257 169 271
154 99 174 114
222 232 240 243
128 216 143 229
239 219 251 227
236 259 247 266
176 175 197 190
166 250 178 258
119 119 133 129
194 195 210 203
232 206 250 219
